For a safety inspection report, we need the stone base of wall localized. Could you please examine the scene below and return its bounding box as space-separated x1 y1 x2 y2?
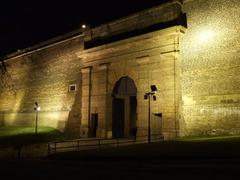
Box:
80 125 89 137
96 129 107 138
162 132 177 140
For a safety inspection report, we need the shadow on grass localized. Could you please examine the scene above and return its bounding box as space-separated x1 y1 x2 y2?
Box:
0 133 57 148
0 126 80 148
48 139 240 161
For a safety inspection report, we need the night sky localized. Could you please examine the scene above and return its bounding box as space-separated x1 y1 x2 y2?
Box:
0 0 168 57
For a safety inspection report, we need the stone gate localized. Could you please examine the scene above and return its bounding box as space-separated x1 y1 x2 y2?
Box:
78 26 185 139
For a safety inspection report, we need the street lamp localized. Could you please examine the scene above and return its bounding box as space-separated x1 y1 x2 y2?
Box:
34 102 40 135
144 85 157 143
81 24 86 29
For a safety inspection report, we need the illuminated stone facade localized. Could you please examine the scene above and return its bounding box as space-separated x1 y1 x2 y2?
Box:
0 36 84 133
78 26 184 139
180 0 240 136
0 0 239 139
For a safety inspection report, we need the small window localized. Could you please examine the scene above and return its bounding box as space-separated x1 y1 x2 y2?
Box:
69 84 77 92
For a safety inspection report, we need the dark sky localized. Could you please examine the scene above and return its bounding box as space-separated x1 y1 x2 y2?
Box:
0 0 168 56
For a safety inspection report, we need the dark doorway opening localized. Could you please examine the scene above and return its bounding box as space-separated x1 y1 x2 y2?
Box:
89 113 98 137
112 76 137 138
130 96 137 137
112 99 124 138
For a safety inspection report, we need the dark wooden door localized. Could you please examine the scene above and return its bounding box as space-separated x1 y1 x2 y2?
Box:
112 98 124 138
90 113 98 137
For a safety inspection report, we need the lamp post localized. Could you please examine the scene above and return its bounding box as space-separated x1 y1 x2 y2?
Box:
34 102 40 135
144 85 157 143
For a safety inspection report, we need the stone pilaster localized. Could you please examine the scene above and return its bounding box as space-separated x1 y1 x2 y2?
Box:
80 67 92 137
95 63 110 138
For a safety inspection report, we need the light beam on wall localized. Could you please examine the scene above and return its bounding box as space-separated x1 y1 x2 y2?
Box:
197 29 216 43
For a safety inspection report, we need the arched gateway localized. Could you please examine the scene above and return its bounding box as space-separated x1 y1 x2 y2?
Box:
112 76 137 138
79 24 184 140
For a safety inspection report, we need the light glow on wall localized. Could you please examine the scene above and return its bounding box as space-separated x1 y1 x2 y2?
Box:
197 28 216 43
180 0 240 136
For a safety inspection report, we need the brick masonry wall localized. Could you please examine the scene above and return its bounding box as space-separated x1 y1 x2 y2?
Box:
0 36 84 133
0 0 183 137
180 0 240 136
3 0 238 139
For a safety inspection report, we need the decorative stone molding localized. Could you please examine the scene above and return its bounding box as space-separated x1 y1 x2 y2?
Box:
97 63 109 71
81 66 92 74
136 55 150 65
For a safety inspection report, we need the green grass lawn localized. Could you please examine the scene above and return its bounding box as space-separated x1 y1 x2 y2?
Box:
0 126 72 147
0 126 58 137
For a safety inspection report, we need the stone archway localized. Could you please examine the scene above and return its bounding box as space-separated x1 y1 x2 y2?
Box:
112 76 137 138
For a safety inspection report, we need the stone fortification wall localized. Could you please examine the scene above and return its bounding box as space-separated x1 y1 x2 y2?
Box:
0 36 84 133
83 0 183 43
180 0 240 136
0 0 183 137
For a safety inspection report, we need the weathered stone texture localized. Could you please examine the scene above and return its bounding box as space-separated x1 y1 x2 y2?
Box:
0 36 84 132
79 26 184 139
180 0 240 136
2 0 239 139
